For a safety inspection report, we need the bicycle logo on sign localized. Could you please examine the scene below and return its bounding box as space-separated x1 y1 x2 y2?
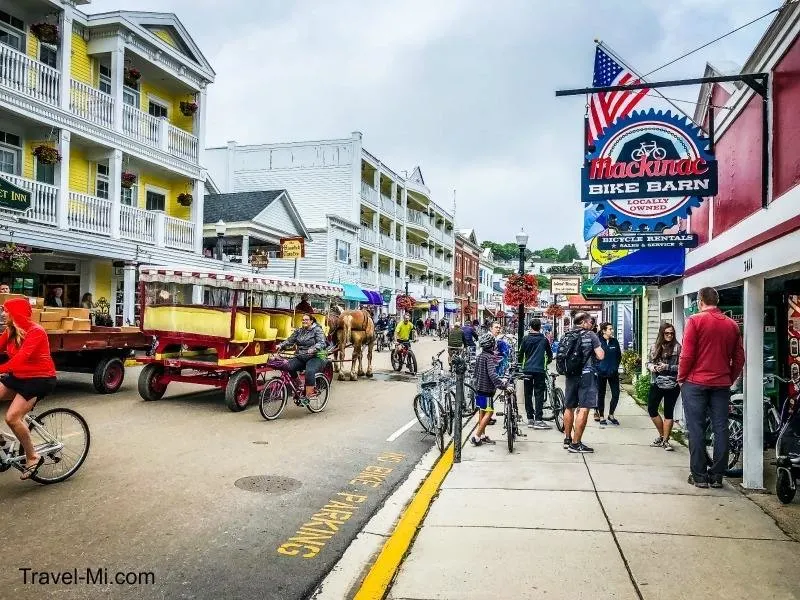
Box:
630 141 667 161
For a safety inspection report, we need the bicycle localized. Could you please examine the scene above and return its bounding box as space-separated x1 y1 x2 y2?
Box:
496 367 525 453
258 353 331 420
543 371 566 431
413 367 447 453
0 398 91 484
375 330 388 352
630 140 667 161
391 341 418 375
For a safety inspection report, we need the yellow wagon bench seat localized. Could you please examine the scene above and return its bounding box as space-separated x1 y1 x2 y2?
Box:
144 306 233 338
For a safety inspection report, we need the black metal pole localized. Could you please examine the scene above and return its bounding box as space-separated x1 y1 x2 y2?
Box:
517 244 525 364
452 352 466 463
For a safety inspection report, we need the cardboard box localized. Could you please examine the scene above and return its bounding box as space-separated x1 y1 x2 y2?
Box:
31 309 41 323
39 311 64 323
71 319 91 332
60 318 75 331
0 293 25 305
41 320 62 331
68 308 90 320
121 326 140 333
34 297 44 308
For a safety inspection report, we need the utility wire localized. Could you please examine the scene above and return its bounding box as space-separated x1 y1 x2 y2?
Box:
643 6 782 78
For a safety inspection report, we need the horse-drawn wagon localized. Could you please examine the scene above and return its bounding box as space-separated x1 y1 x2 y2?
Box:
135 266 343 411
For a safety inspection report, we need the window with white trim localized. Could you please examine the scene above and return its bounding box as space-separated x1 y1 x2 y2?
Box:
95 163 109 199
123 86 139 107
148 98 168 119
99 64 111 95
122 185 137 207
35 159 54 185
38 44 57 68
0 130 21 175
335 239 350 264
146 190 166 212
0 11 24 52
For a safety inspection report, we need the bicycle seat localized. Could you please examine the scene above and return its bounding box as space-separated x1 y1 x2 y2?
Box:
420 381 437 390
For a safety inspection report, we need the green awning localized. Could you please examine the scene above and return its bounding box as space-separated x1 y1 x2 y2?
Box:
581 281 644 300
337 282 368 302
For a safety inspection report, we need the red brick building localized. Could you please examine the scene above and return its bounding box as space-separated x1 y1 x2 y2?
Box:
455 229 481 322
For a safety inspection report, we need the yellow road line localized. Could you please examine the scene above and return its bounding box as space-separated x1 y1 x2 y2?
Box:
353 443 454 600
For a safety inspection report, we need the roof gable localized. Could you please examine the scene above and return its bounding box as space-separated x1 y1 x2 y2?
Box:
253 192 310 238
204 190 284 224
409 166 425 186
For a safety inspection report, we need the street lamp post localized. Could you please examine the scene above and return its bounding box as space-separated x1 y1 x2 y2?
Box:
214 220 227 262
515 228 529 362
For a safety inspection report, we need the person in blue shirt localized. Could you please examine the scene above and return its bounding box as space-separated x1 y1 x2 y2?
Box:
491 322 510 376
595 321 622 426
461 320 478 351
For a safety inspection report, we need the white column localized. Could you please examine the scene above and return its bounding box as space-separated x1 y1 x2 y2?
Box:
56 129 70 230
241 234 250 265
58 8 74 110
108 149 122 239
158 117 170 152
373 166 380 194
743 275 765 490
111 42 125 132
192 178 204 255
195 85 208 166
154 212 166 248
122 262 136 326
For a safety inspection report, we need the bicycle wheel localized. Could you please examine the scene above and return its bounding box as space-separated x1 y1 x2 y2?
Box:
505 395 515 453
407 351 418 375
29 408 90 484
705 415 742 471
434 399 446 454
391 350 402 372
444 392 456 436
259 379 288 421
413 393 435 434
464 383 477 416
306 375 330 413
553 387 565 433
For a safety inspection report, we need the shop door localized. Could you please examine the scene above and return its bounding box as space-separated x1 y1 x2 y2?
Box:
40 276 81 308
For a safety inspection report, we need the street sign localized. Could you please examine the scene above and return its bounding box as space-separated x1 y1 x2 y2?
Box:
550 276 582 295
280 237 305 259
597 233 698 250
0 176 31 212
380 288 392 304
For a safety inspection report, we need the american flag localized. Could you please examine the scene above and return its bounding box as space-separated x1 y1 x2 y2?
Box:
588 46 649 142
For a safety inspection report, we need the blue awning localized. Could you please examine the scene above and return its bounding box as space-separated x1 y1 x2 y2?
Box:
360 289 383 305
338 283 368 302
594 248 685 286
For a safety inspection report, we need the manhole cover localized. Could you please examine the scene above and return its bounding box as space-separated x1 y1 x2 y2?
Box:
234 475 302 494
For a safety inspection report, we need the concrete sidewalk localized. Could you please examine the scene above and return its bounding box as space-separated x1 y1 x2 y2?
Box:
386 390 800 600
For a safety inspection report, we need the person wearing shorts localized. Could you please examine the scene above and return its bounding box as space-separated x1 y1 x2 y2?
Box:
471 333 506 446
562 312 604 454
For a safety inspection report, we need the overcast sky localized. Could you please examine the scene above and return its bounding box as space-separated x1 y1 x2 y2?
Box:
85 0 778 249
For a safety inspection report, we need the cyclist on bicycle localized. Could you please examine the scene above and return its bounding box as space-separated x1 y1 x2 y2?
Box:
395 313 415 349
0 298 57 480
276 313 327 401
472 333 508 446
491 322 511 376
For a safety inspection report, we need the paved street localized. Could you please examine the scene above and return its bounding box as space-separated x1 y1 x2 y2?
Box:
0 338 443 600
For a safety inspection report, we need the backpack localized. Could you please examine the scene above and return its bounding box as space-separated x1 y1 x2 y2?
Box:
555 329 587 376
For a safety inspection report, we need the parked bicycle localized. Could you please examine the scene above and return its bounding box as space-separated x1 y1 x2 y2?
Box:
0 398 90 484
496 365 525 453
524 370 565 431
413 367 447 453
774 374 800 504
258 353 331 420
391 341 418 375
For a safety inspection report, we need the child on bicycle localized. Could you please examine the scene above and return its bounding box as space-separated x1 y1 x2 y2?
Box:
472 333 507 446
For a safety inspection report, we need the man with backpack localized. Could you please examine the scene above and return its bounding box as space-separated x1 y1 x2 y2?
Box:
556 312 604 453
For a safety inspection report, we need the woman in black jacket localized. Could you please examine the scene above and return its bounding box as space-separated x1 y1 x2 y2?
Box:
595 322 622 426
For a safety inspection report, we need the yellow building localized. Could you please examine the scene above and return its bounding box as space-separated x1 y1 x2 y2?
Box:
0 1 214 324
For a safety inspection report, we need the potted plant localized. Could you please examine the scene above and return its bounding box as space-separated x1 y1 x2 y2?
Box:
121 172 137 189
32 144 61 165
124 67 141 87
435 275 443 282
445 279 452 286
419 241 428 248
446 251 453 258
177 192 193 207
503 273 539 308
0 244 31 273
31 23 59 45
180 101 198 117
446 223 453 231
436 247 444 254
437 218 444 226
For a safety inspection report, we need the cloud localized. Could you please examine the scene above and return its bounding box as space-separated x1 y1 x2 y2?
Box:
84 0 775 250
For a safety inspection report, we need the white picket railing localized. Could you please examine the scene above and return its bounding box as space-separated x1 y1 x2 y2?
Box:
120 204 156 243
0 45 59 105
168 125 199 162
67 192 112 235
359 228 377 245
380 233 394 252
380 194 395 215
0 174 57 225
406 208 428 229
379 273 395 289
360 269 377 285
69 79 114 127
360 181 378 207
122 104 160 146
395 240 404 255
164 214 194 250
406 243 429 261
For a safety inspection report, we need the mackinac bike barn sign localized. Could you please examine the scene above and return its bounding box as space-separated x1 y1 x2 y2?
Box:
581 109 717 231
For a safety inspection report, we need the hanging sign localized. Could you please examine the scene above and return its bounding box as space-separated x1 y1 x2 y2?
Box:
0 176 31 212
597 233 699 250
581 110 716 229
280 237 305 259
550 275 582 295
589 233 629 265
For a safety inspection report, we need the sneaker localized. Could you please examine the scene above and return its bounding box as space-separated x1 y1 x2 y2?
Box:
563 437 572 449
599 419 608 427
527 419 536 428
488 418 497 426
568 442 594 454
662 439 675 451
650 436 664 447
710 476 724 489
608 416 620 426
533 421 552 430
687 474 709 488
593 411 601 422
470 436 482 447
480 435 497 445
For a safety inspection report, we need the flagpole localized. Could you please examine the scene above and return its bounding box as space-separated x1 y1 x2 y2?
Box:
595 39 699 125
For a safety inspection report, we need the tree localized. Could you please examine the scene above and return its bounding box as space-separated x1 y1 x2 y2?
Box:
557 244 580 263
547 263 587 275
531 247 558 262
536 274 550 292
481 240 534 262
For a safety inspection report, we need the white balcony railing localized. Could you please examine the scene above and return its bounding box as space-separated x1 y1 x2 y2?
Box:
168 125 199 163
67 192 112 235
360 181 378 207
406 208 427 228
0 174 58 225
406 243 429 262
380 194 395 215
122 104 160 147
164 214 195 250
380 233 394 252
0 45 59 105
395 240 404 255
120 204 156 244
359 227 377 246
69 80 114 127
379 273 395 289
360 269 377 285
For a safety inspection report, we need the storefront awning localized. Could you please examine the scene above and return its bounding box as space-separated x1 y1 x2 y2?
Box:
360 289 383 305
338 282 368 302
566 295 603 311
593 247 685 286
581 281 645 300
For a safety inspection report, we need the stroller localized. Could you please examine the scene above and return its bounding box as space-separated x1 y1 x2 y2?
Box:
774 375 800 504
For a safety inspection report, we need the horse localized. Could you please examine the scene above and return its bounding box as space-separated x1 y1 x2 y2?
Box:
326 305 375 381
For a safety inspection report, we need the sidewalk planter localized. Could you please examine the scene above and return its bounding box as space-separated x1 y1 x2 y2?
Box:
123 67 141 88
120 172 137 189
30 23 59 45
179 101 198 117
32 144 61 165
177 193 193 207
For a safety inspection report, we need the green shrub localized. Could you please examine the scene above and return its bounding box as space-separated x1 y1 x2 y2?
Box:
621 350 641 377
634 373 651 404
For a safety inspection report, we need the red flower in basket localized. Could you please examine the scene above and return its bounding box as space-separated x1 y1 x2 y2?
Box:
503 273 539 307
121 172 137 189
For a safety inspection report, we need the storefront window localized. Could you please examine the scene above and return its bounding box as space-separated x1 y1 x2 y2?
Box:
145 282 194 306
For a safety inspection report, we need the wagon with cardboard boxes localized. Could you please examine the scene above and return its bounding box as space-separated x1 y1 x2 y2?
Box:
1 294 152 394
135 266 343 412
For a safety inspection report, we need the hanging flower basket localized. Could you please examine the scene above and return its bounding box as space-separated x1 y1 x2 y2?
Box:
419 241 429 248
396 295 416 313
445 279 452 286
177 193 193 207
32 144 61 165
435 275 443 282
436 247 444 254
446 251 453 258
446 224 453 231
121 172 137 189
180 101 198 117
31 23 59 45
503 273 539 307
436 218 444 226
124 67 141 88
545 304 564 319
0 244 31 273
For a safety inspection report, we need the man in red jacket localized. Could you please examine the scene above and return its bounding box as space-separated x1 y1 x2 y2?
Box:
678 287 745 488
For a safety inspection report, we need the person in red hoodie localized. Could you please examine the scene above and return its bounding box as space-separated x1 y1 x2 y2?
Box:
0 298 57 480
678 287 745 489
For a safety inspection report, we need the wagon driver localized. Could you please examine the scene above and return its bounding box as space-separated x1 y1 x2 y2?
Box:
277 313 327 401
